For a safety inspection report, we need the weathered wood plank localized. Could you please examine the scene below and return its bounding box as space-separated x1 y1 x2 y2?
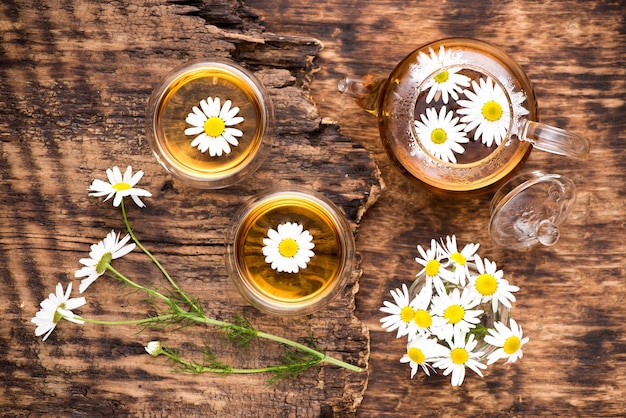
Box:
246 0 626 416
0 0 382 416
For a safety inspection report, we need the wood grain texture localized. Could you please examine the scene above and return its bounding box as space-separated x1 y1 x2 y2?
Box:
245 0 626 416
0 0 382 416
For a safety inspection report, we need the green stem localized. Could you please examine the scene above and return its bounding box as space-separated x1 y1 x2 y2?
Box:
106 264 171 305
185 314 362 372
120 200 202 314
75 313 177 326
256 330 362 372
160 349 315 375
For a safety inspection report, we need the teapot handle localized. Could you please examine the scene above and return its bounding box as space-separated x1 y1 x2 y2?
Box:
519 120 590 158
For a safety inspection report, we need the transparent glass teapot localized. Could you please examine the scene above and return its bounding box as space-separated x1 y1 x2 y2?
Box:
339 38 590 196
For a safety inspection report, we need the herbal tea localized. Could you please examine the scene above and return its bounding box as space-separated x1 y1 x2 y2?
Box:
411 67 520 165
147 61 272 188
227 189 354 315
341 38 551 195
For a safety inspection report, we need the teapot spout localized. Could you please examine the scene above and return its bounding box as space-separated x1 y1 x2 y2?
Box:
338 75 387 116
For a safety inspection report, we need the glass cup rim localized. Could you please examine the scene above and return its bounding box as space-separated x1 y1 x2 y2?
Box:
225 186 355 316
146 58 274 189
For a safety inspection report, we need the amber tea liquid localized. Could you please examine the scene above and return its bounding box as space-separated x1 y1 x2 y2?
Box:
377 39 538 195
412 67 507 165
152 64 266 182
233 193 346 306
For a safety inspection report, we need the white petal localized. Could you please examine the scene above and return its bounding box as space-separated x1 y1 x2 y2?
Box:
219 99 233 119
185 126 204 136
200 99 212 117
129 169 144 186
186 112 205 127
221 131 240 147
209 97 221 115
225 116 244 126
193 105 208 120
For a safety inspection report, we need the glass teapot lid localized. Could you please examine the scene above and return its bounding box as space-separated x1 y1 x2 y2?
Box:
488 171 577 250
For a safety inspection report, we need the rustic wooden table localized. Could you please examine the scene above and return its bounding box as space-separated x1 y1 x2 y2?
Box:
2 0 625 416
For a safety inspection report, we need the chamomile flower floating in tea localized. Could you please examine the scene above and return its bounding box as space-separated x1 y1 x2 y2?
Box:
413 106 469 163
484 318 529 365
88 165 152 208
185 96 244 156
262 222 315 273
457 77 512 147
31 282 86 341
416 45 470 104
380 236 528 386
74 230 136 293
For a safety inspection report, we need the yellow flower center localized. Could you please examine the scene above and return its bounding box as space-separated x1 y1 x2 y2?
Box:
444 304 464 324
433 70 449 84
482 100 503 122
407 347 426 364
414 309 432 328
112 182 131 191
503 336 521 354
278 238 299 258
450 252 466 266
400 306 416 323
450 347 469 365
204 116 226 137
475 273 498 296
425 259 440 277
430 128 447 145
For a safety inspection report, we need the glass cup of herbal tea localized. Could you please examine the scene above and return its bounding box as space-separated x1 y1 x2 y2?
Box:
146 59 273 188
339 37 590 196
225 187 355 316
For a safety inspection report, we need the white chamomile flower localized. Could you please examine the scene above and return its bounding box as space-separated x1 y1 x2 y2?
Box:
145 341 163 357
484 318 529 365
415 239 455 295
406 284 434 339
400 335 447 378
31 282 86 341
416 46 470 104
430 287 483 342
414 106 469 164
88 166 152 208
75 230 136 293
471 255 519 314
440 235 480 286
380 283 416 338
262 222 315 274
185 96 244 156
432 330 486 386
457 76 511 147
